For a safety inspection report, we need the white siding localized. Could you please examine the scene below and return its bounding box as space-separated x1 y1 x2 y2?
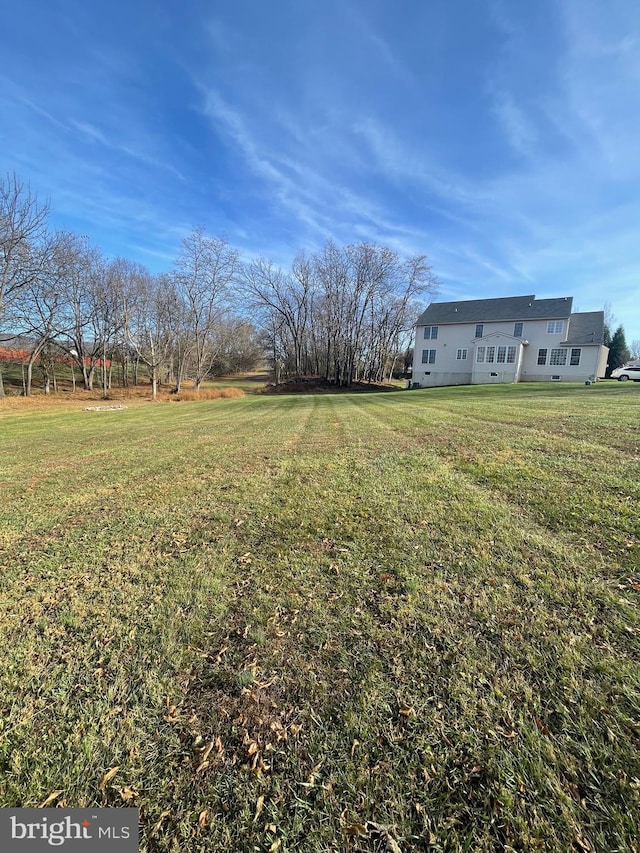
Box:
413 315 608 387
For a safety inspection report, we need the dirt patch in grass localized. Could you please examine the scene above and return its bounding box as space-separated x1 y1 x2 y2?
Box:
261 377 401 394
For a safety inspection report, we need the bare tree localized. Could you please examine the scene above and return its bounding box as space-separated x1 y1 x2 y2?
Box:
123 271 176 399
10 232 69 395
241 256 312 381
49 234 105 390
0 173 50 395
242 241 437 387
175 228 239 390
311 242 437 386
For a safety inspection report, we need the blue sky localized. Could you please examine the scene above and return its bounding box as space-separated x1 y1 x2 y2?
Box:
2 0 639 344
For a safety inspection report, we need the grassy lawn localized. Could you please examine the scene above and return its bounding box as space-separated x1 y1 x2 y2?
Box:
0 382 638 852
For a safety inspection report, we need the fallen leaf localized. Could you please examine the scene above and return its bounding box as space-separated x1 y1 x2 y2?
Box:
98 766 120 790
198 809 209 828
574 833 595 852
535 717 551 736
197 739 215 763
366 821 402 853
119 787 138 802
269 840 281 852
39 790 63 808
496 727 517 739
151 810 171 837
164 705 179 723
253 795 265 823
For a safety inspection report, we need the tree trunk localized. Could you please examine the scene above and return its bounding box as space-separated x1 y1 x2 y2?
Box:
0 365 4 397
26 359 35 396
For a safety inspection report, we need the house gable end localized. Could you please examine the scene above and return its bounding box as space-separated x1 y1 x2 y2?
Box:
474 331 526 343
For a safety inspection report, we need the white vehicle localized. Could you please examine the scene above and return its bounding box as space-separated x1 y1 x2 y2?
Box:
611 364 640 381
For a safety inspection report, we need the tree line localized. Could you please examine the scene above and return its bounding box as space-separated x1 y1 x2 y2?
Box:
0 173 437 397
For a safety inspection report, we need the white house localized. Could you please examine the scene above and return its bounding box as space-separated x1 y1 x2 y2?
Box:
412 295 609 387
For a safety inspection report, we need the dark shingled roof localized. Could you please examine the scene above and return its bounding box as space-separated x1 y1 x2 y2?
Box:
416 295 573 325
562 311 606 346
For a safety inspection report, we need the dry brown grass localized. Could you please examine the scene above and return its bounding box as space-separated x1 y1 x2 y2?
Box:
171 387 245 401
0 385 246 414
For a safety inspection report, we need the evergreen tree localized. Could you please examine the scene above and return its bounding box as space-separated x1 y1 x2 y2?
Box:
606 326 630 377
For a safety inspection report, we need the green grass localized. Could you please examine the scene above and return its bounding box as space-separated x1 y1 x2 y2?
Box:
0 382 639 852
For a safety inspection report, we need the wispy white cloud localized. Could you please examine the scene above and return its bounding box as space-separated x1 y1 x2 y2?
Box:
343 4 417 90
491 93 539 159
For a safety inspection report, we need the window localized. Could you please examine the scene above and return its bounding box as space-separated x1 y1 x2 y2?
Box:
537 349 548 365
486 346 496 363
423 325 438 340
476 346 486 363
550 348 567 366
506 347 516 364
514 322 523 337
497 346 507 363
475 324 484 338
421 349 436 364
546 320 564 334
570 348 581 366
456 348 468 360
